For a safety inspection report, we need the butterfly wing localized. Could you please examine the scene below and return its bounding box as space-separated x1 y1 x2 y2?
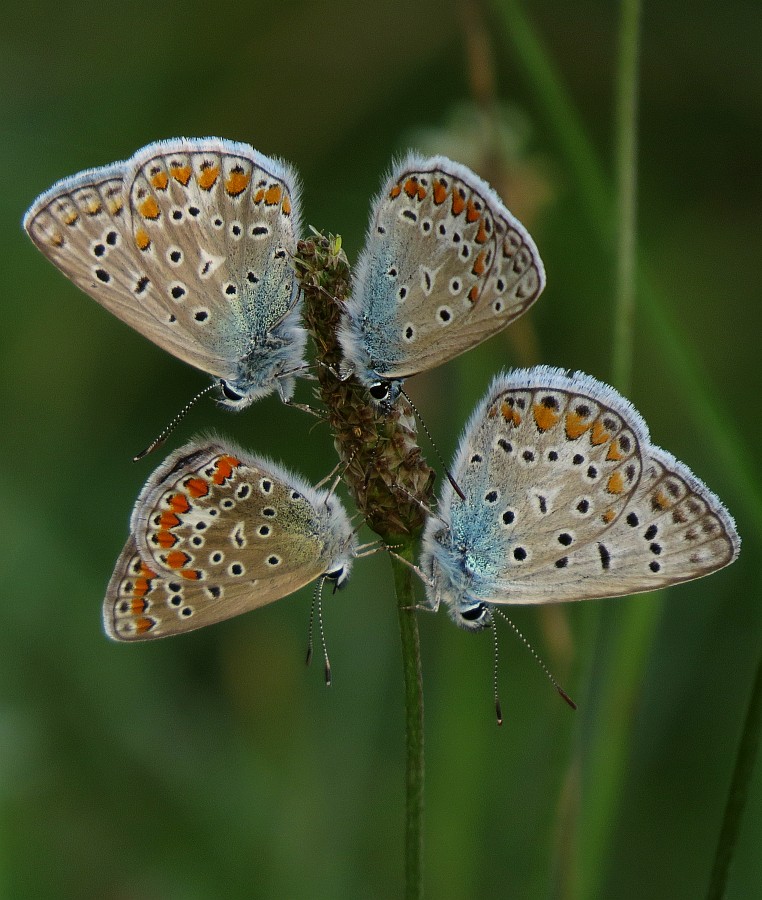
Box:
429 368 739 609
24 138 303 393
104 442 342 641
490 445 739 603
340 155 545 385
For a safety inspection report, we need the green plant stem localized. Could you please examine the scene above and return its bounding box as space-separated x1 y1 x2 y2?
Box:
612 0 641 395
392 543 425 900
296 236 430 898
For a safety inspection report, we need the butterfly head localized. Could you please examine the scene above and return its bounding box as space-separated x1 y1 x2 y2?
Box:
450 600 493 632
368 378 403 409
217 317 307 409
319 494 359 591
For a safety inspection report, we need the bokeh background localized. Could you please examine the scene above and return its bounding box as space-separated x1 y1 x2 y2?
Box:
2 1 760 897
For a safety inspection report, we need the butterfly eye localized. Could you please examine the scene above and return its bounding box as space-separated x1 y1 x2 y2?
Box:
369 382 390 402
326 567 347 591
221 381 244 402
460 602 490 628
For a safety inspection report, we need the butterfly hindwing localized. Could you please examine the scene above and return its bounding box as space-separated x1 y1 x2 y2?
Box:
421 368 740 624
104 440 357 641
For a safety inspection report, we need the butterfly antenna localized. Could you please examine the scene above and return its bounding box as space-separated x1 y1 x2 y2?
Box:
399 387 465 501
317 581 332 686
490 615 504 726
133 381 219 461
305 580 321 667
492 608 577 710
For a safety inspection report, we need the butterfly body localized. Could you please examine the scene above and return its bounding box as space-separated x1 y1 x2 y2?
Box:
338 154 546 405
24 138 306 408
105 440 356 641
421 367 740 630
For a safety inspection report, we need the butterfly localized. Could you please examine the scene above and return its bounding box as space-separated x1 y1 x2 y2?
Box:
419 367 740 630
24 138 306 409
338 154 546 405
104 439 357 640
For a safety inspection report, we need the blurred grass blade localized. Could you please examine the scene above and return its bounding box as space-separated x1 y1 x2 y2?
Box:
706 648 762 900
612 0 641 395
490 3 761 900
491 0 762 537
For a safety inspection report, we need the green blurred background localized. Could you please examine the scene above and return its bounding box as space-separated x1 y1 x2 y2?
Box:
2 0 760 897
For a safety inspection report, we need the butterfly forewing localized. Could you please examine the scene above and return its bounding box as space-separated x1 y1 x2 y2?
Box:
342 155 545 384
445 376 644 579
24 138 306 404
126 140 301 376
24 163 197 361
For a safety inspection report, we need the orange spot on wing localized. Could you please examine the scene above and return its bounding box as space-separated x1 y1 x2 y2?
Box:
135 228 151 251
159 511 181 529
501 401 522 427
264 185 282 205
602 508 616 524
156 530 178 549
390 184 402 199
166 550 190 570
169 493 191 514
170 164 192 186
63 210 79 225
133 576 152 598
225 168 250 196
86 199 102 215
404 178 426 200
565 412 590 440
606 441 625 461
533 403 560 432
139 196 160 219
185 477 209 498
651 490 669 511
451 189 466 216
471 250 487 277
151 171 169 190
135 616 155 634
253 188 265 204
130 596 149 613
432 179 447 205
281 193 292 215
607 471 625 494
475 219 489 244
51 231 64 247
590 420 610 445
197 164 220 190
106 197 123 215
467 284 479 304
466 198 480 223
181 569 201 580
213 455 240 484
